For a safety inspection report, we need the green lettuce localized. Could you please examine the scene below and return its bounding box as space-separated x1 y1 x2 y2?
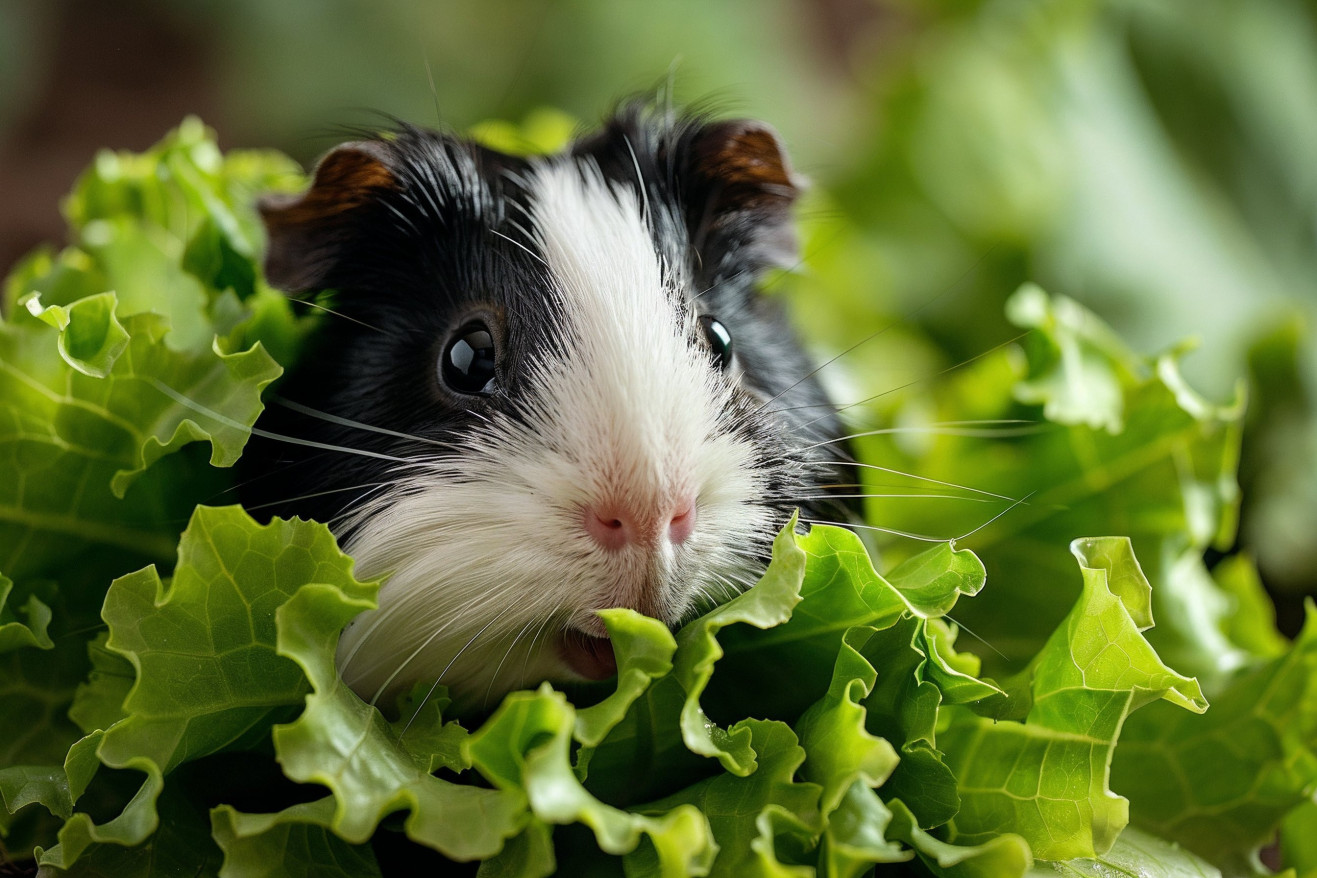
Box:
1 121 1312 878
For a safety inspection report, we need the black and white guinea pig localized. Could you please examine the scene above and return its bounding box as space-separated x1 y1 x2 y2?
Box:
241 102 856 709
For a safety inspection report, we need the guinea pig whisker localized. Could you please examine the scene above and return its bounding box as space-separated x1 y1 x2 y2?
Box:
824 423 1045 440
432 601 521 684
149 379 429 467
952 492 1034 543
799 492 999 503
51 621 112 644
387 592 510 732
337 599 426 680
759 400 851 415
398 606 529 726
374 601 512 709
691 265 752 303
246 427 426 467
512 614 561 703
319 485 404 530
487 607 565 710
821 460 1020 502
295 297 387 334
941 616 1010 662
790 420 1042 449
756 247 1003 414
809 480 998 497
754 318 912 415
271 395 452 447
402 676 452 738
797 517 950 543
482 616 540 708
240 481 395 513
795 332 1031 433
845 480 992 493
339 562 483 678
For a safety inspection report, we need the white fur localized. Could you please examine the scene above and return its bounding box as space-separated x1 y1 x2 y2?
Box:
334 162 769 707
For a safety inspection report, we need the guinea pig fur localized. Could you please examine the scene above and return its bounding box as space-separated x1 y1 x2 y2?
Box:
240 103 856 709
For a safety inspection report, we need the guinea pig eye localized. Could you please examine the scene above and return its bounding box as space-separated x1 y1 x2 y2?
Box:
441 322 498 395
698 315 734 371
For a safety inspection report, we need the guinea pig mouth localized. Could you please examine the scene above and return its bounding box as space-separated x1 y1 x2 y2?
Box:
557 630 618 681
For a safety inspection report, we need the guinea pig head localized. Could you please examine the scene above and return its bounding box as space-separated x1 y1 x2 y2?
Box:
249 106 853 708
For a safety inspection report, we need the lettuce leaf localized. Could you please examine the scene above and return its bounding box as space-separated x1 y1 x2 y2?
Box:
856 286 1245 669
939 537 1206 862
0 119 304 867
1112 605 1317 866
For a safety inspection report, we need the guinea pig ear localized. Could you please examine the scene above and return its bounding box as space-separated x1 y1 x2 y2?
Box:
259 141 397 294
685 119 804 270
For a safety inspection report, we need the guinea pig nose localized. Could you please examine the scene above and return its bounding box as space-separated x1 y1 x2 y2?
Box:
667 496 697 545
583 497 698 550
584 506 631 551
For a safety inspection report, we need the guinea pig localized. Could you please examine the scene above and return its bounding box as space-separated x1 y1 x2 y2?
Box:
239 102 856 709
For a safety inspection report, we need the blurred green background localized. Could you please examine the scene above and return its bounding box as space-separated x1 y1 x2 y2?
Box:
1 0 1313 621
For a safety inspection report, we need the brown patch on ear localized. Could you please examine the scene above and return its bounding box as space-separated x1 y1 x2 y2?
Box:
260 142 397 293
692 120 802 210
689 120 803 268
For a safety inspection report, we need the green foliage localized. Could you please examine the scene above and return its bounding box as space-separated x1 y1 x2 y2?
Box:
0 113 1312 878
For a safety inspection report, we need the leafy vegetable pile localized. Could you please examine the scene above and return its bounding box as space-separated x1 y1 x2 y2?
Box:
1 121 1313 877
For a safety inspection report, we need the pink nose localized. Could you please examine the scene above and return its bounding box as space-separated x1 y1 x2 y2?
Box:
584 496 697 551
